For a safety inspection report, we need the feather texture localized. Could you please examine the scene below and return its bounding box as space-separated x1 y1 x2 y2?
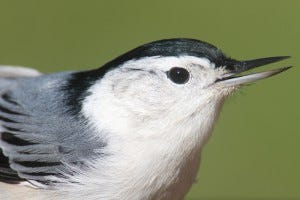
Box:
0 68 107 189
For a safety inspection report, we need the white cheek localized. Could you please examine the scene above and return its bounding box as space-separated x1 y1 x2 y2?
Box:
81 55 228 140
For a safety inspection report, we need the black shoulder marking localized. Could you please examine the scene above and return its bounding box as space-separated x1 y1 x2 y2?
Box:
61 67 110 116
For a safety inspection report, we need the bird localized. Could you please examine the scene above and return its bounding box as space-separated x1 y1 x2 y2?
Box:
0 38 290 200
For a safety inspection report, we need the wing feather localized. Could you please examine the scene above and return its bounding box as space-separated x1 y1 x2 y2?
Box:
0 73 107 188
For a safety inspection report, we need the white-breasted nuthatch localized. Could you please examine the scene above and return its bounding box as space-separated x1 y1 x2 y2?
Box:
0 38 291 200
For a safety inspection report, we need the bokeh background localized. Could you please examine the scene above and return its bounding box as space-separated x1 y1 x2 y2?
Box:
0 1 299 199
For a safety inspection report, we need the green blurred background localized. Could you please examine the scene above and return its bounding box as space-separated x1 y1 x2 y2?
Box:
0 0 298 199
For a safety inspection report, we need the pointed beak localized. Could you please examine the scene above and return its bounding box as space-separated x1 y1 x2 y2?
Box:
217 56 291 86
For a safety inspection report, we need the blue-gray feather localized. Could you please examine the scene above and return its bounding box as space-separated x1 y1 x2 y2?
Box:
0 72 107 186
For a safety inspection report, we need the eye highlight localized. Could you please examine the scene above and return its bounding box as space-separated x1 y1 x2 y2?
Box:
167 67 190 84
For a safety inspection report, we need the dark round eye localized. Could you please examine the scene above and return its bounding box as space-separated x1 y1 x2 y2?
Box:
167 67 190 84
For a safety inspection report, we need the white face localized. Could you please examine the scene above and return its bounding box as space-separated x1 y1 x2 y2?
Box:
108 55 233 116
82 55 235 143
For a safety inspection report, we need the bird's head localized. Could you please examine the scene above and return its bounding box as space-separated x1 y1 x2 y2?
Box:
80 39 290 143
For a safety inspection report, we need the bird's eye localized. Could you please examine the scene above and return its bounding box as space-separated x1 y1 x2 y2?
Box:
167 67 190 84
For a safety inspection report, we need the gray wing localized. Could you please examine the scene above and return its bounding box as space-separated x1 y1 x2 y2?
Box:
0 71 107 188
